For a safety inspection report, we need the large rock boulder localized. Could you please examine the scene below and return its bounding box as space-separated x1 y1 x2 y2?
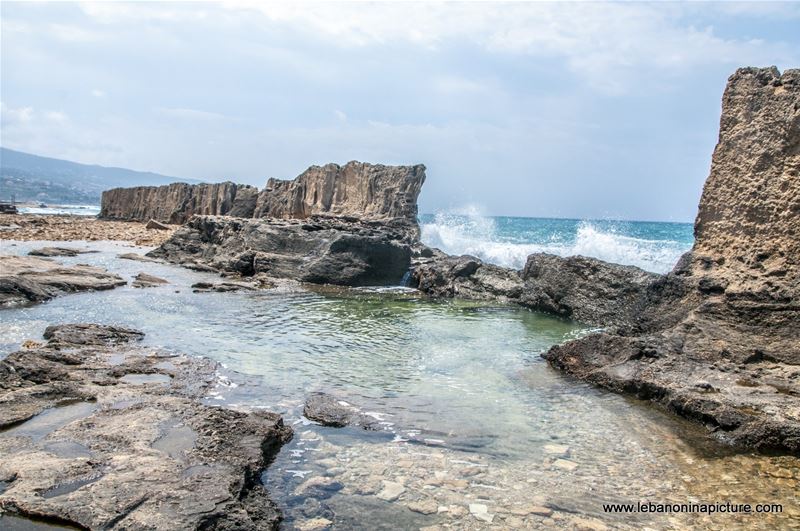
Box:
253 162 425 223
543 67 800 454
100 182 259 224
149 215 416 286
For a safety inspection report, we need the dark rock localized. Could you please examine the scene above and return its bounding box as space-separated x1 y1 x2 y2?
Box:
28 247 97 257
131 272 169 288
303 392 380 430
150 216 415 287
0 324 292 529
191 281 257 293
117 252 160 263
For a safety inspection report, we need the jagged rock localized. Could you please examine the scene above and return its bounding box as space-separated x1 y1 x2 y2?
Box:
100 162 425 226
0 324 291 530
0 255 126 307
100 182 259 224
519 253 659 328
132 272 169 288
145 219 171 230
411 252 654 327
543 67 800 454
253 161 425 222
28 247 97 257
149 216 415 287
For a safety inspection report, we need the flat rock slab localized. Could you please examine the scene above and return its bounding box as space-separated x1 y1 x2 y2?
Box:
28 247 98 257
132 272 169 288
0 324 292 530
0 255 126 308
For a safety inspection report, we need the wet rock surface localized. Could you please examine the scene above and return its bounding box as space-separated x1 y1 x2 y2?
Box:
131 272 169 288
149 215 417 287
0 255 126 308
303 393 381 430
0 324 292 530
28 247 98 258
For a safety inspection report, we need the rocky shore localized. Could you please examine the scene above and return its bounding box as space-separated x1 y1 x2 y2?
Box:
409 67 800 454
0 324 292 529
0 214 177 246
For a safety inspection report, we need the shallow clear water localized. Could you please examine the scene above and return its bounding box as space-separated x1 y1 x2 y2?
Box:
0 240 797 530
419 211 694 273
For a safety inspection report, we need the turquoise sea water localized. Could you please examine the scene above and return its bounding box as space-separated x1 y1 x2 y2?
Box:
420 211 694 274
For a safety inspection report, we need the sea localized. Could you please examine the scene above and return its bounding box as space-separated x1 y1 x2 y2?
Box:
420 210 694 274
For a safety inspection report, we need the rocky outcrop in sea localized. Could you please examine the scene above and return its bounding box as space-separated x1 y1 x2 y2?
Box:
412 67 800 454
100 161 426 225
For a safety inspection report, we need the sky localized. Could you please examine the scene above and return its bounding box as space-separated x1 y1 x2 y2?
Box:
1 2 799 221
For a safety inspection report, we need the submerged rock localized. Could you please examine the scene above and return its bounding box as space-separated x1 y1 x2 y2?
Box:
150 216 416 287
0 255 126 308
303 392 381 430
0 324 292 530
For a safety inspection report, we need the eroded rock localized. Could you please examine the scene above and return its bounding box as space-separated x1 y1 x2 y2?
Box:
0 324 292 530
150 216 415 287
0 255 126 307
543 67 800 454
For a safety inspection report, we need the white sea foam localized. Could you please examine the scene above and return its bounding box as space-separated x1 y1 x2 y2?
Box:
420 208 690 274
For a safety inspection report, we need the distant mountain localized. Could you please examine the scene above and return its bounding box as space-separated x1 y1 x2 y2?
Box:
0 147 200 205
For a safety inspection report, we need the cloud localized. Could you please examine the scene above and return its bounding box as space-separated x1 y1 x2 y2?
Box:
91 89 106 98
156 107 228 121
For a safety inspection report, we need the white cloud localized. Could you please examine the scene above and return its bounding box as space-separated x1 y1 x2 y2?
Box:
1 102 34 125
334 109 347 122
91 89 106 98
156 107 227 121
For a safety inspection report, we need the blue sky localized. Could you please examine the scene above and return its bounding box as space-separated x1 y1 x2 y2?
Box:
2 2 798 221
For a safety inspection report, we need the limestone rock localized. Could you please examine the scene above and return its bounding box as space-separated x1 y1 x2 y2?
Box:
544 67 800 455
100 181 258 224
253 161 425 222
0 255 126 307
303 392 380 429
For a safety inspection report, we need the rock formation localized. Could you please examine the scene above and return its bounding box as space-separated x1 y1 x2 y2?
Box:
148 215 417 286
253 162 425 222
0 255 126 307
0 324 292 530
542 67 800 453
100 182 258 224
100 162 426 225
410 67 799 454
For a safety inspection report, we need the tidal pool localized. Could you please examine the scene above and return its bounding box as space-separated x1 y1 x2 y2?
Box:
0 240 797 530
